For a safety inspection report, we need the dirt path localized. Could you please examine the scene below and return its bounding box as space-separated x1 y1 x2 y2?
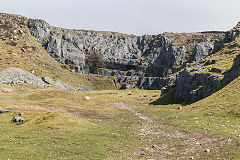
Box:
110 102 231 159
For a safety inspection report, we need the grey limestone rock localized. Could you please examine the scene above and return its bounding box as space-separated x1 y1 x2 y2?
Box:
2 88 12 93
0 109 9 113
77 86 91 91
194 42 214 61
28 19 226 90
174 69 222 103
54 80 76 91
12 116 25 123
83 96 90 100
41 77 55 84
0 67 47 87
174 52 240 104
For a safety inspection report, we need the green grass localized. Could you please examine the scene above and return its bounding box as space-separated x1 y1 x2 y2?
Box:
0 84 162 159
0 83 239 159
135 77 240 159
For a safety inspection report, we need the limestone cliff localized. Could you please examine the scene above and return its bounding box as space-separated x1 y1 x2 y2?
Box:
174 26 240 103
27 18 226 91
2 13 240 103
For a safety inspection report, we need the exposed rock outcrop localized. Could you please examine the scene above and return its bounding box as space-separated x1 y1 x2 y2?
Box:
174 51 240 104
28 19 226 90
174 70 223 103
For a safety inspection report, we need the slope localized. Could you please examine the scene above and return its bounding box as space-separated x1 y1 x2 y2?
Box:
0 13 118 90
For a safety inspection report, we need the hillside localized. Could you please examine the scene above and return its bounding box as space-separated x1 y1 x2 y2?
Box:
0 13 239 159
0 13 118 91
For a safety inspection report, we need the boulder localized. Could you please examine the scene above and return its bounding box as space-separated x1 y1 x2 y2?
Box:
83 96 90 100
12 116 25 123
0 109 9 113
194 42 214 61
22 48 26 52
42 77 55 84
2 88 12 93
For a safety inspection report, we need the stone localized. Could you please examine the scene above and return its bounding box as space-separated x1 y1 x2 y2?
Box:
54 80 76 91
83 96 90 100
140 153 146 156
30 70 35 74
22 48 26 52
0 109 9 113
174 69 222 103
13 36 17 40
195 142 200 145
88 78 94 82
174 52 240 104
77 86 91 91
194 42 214 61
9 53 17 56
12 116 25 123
139 133 145 136
151 145 157 148
205 149 211 152
2 88 12 93
42 77 55 85
0 67 47 88
19 30 23 34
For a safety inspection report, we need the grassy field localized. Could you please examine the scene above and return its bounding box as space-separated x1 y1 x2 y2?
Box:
0 83 239 159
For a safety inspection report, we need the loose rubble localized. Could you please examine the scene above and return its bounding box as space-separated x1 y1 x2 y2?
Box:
0 68 91 92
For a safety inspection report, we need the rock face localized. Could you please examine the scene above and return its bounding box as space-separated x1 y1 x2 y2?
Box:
174 52 240 104
174 70 223 103
28 19 226 90
27 16 240 103
193 42 214 61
